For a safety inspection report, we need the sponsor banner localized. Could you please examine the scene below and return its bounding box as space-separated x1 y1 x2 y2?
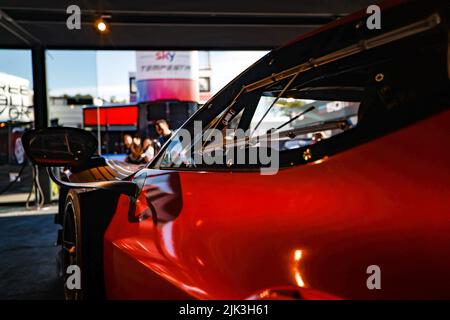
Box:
136 79 199 103
83 105 138 127
136 51 199 81
0 72 33 123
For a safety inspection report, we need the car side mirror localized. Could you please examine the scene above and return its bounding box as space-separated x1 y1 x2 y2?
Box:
22 127 140 198
22 127 98 167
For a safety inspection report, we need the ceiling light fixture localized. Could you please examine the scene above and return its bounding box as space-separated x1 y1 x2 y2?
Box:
94 15 111 33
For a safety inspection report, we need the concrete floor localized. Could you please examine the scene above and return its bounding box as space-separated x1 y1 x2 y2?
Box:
0 214 64 299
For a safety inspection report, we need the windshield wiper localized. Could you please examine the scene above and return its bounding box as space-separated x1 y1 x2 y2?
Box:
207 118 351 152
277 119 351 140
251 71 301 135
269 105 316 134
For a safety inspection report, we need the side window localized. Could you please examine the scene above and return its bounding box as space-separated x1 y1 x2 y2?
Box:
248 94 360 150
156 85 362 169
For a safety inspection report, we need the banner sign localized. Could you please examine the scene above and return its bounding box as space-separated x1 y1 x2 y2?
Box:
0 72 33 123
136 51 199 81
135 51 199 102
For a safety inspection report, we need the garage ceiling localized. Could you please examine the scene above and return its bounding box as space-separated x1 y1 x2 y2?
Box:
0 0 376 49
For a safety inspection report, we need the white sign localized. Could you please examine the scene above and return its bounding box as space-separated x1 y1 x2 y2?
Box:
0 72 33 123
136 51 199 81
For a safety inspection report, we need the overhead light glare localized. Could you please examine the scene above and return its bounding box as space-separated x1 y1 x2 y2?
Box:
95 18 109 33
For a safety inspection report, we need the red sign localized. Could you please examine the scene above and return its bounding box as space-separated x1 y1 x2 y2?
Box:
83 105 138 127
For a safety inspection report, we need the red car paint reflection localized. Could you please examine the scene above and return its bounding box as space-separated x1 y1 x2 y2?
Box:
104 109 450 299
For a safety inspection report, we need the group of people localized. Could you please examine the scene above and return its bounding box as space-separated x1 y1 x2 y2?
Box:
123 119 172 164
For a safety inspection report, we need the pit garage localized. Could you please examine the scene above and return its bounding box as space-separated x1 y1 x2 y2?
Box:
0 0 449 302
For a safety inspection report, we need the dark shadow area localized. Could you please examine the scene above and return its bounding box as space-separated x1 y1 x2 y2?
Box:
0 214 64 299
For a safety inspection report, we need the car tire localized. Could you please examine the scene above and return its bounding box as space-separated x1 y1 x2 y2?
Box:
62 190 84 300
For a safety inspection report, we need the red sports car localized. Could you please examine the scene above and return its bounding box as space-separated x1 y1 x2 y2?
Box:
23 0 450 299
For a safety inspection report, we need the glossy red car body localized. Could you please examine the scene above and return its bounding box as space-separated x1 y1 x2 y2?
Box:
103 108 450 299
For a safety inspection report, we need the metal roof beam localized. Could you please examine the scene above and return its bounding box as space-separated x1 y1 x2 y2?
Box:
0 9 41 47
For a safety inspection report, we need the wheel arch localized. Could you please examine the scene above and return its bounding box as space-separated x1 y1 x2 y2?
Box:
62 188 120 299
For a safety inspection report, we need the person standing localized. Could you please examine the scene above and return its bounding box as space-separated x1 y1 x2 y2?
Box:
155 119 173 147
123 134 133 162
